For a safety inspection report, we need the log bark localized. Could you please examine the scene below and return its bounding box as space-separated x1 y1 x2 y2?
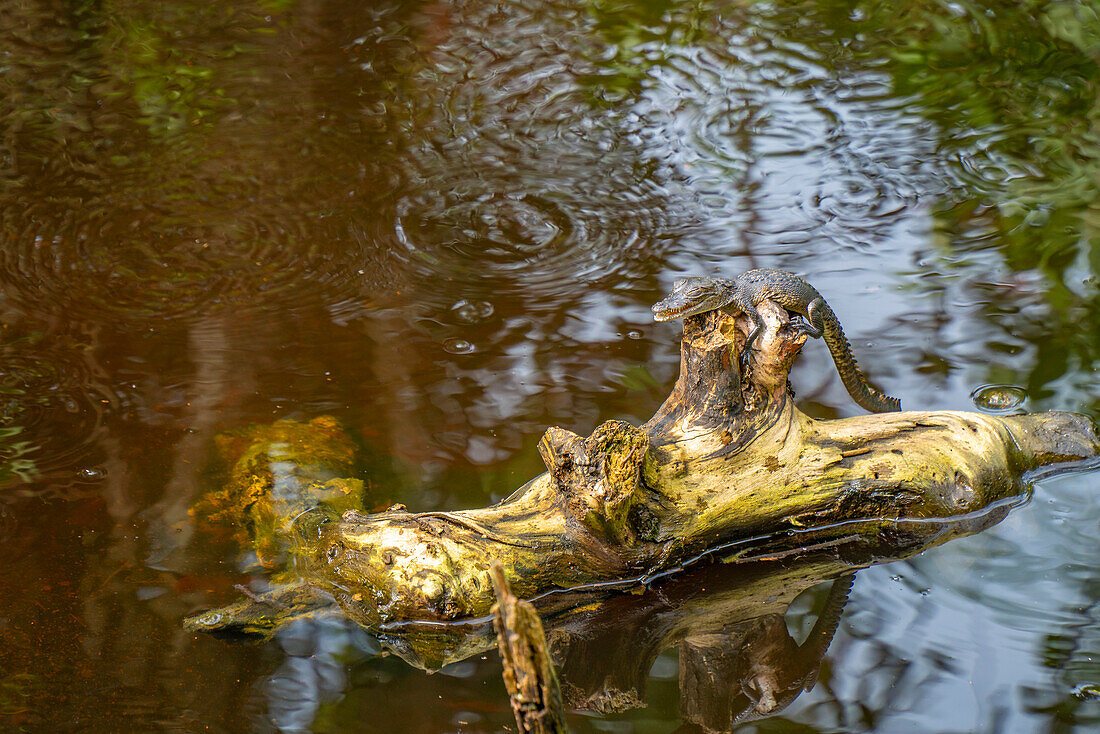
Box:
491 563 569 734
188 299 1100 642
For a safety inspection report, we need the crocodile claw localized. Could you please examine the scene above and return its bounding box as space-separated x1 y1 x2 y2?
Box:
790 316 820 339
739 346 756 375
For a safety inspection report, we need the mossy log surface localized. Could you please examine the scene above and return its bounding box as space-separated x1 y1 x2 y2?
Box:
285 302 1097 630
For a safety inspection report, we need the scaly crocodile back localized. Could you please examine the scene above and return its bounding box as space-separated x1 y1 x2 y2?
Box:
740 268 822 308
813 300 901 413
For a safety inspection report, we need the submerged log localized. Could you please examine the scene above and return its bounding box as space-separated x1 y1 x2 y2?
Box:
189 299 1099 636
183 580 337 637
189 416 366 573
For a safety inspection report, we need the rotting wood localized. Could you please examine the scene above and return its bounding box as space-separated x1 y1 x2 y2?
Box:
491 562 569 734
187 298 1100 638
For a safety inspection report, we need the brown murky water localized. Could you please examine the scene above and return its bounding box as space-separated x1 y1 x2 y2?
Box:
1 0 1097 731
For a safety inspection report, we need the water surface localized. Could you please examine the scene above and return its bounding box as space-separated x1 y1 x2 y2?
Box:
0 0 1097 731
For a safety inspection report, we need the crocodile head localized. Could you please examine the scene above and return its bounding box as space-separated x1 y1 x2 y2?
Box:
651 276 737 321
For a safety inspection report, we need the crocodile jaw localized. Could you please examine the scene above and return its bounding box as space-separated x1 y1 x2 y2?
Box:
652 280 735 321
652 296 727 321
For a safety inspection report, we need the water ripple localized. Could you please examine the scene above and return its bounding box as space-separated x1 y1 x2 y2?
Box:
629 10 937 253
392 187 661 300
0 330 112 494
374 0 689 305
0 216 392 325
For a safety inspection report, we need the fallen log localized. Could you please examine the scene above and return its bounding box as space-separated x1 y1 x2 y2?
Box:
187 298 1099 641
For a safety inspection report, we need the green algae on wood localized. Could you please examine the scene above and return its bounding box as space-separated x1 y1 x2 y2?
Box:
189 415 367 571
188 300 1100 640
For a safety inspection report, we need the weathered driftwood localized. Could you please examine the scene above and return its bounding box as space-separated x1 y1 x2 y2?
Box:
184 390 1040 731
187 299 1099 643
491 563 568 734
181 416 1041 728
286 302 1097 629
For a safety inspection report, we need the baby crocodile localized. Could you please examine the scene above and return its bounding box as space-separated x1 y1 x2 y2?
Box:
652 269 901 413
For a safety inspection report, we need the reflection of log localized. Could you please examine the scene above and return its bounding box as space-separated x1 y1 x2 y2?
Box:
189 300 1099 638
386 550 903 723
490 563 568 734
679 574 854 732
188 526 1002 726
539 550 892 717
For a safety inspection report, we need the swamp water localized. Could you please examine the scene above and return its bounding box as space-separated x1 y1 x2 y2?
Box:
0 0 1097 731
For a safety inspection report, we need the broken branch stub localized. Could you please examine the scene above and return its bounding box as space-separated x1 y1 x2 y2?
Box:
491 563 569 734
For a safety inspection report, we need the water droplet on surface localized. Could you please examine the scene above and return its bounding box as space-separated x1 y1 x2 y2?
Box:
626 330 642 340
970 384 1027 414
442 338 475 354
451 300 494 323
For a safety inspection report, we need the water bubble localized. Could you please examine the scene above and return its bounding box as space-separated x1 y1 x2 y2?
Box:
79 466 106 481
442 338 475 355
970 384 1027 414
451 300 494 323
626 330 642 340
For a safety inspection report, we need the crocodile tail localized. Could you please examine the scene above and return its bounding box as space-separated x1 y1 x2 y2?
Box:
815 303 902 413
803 573 855 657
798 573 857 691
